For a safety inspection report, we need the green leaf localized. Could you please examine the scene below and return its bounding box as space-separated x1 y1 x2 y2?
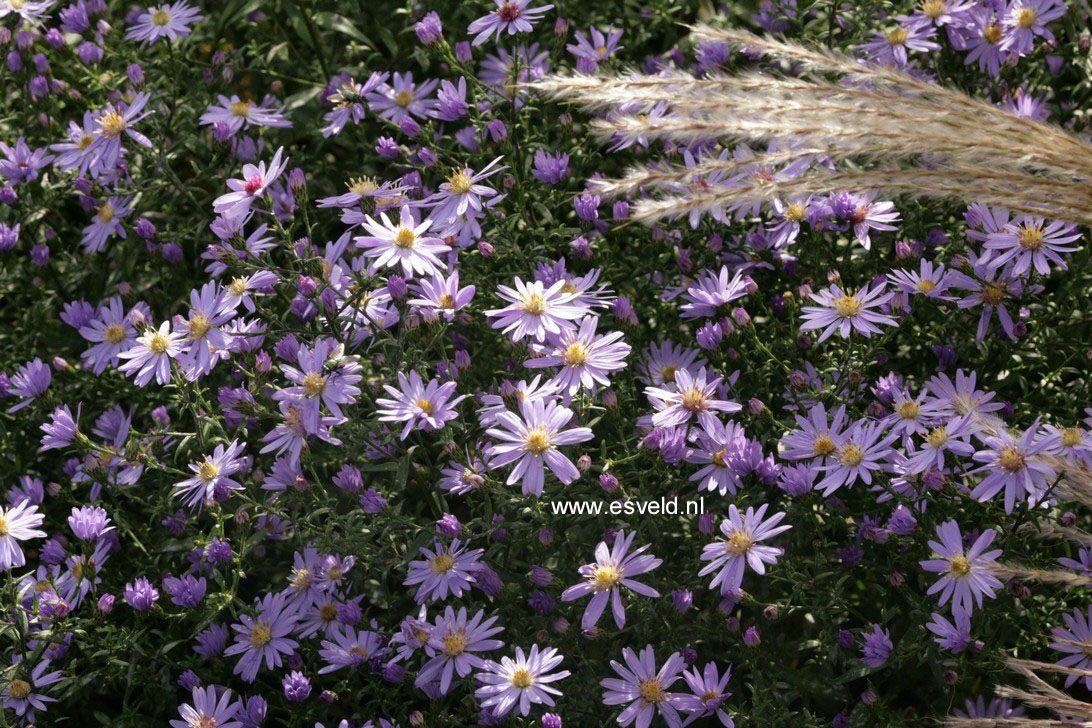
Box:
312 11 372 46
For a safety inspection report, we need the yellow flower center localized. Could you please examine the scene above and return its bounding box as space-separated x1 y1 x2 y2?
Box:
97 203 116 224
416 398 435 415
97 109 127 138
998 445 1026 472
660 365 678 383
104 323 127 344
702 689 721 702
448 170 473 195
639 678 668 705
152 8 170 25
1017 225 1045 251
947 555 971 577
71 560 84 581
249 621 273 646
326 565 342 580
1016 6 1038 28
916 279 937 293
839 444 864 466
0 516 8 538
438 293 456 309
394 228 415 249
198 459 219 481
230 100 251 117
595 45 608 55
349 176 379 195
302 371 326 397
524 428 552 455
511 668 533 689
349 646 368 658
592 564 622 590
712 448 730 467
229 277 249 296
442 628 468 656
290 568 311 589
394 91 414 108
984 23 1003 44
429 553 455 574
886 28 909 45
921 0 947 17
813 436 836 457
7 679 30 700
679 388 707 413
78 133 94 150
897 402 921 420
188 314 212 339
1062 428 1082 448
724 528 753 557
832 294 863 318
522 293 546 315
35 579 51 593
563 342 588 366
319 604 338 621
148 332 171 354
982 285 1004 306
926 426 949 448
784 203 806 222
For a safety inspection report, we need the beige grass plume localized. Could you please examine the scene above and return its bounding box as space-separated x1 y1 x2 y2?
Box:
532 25 1092 226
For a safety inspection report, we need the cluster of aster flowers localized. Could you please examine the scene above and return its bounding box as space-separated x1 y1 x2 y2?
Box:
4 0 1092 726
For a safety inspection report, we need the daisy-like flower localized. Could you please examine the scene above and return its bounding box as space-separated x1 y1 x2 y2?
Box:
408 270 476 321
475 644 571 719
428 157 506 226
485 278 589 344
126 1 204 44
1039 423 1092 466
169 685 241 728
439 453 487 495
858 22 940 67
172 440 247 511
477 375 561 428
50 111 100 177
78 297 137 374
1 659 62 723
911 0 975 27
405 538 484 604
0 500 47 570
366 72 438 122
1049 605 1092 689
600 645 686 728
321 72 388 137
376 371 466 440
213 147 289 220
524 316 631 396
919 520 1003 614
88 93 153 174
983 215 1081 276
176 282 235 380
816 421 898 495
685 419 748 496
40 404 80 452
699 504 791 597
224 591 300 683
317 628 385 673
677 662 734 728
484 397 594 496
355 204 447 278
926 604 974 653
561 530 662 631
417 606 505 695
644 366 741 430
6 358 51 412
81 196 132 254
0 137 54 184
969 418 1055 513
275 342 362 433
949 251 1025 343
640 341 707 387
799 283 896 342
767 195 813 249
859 624 893 668
1000 0 1066 55
468 0 554 46
924 368 1006 420
0 0 55 23
887 259 955 300
199 95 293 135
116 320 184 390
953 6 1007 77
566 25 624 64
905 414 978 474
679 266 749 320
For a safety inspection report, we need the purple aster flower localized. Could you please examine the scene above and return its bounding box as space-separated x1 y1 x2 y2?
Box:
600 645 686 728
468 0 554 46
405 538 484 604
1049 605 1092 689
50 111 100 177
484 396 594 496
163 574 207 608
67 505 112 542
366 71 438 122
6 357 51 412
407 270 476 321
224 591 300 683
1000 0 1066 55
0 500 46 570
274 342 362 433
376 370 466 440
561 530 662 631
969 418 1055 513
170 685 241 728
429 156 505 225
124 576 160 611
887 259 955 300
859 624 893 668
524 316 631 396
677 662 734 728
0 136 54 184
927 604 973 653
858 22 940 67
487 276 594 343
684 419 748 496
679 266 749 320
699 504 792 596
416 606 505 695
80 195 132 254
817 421 897 495
799 283 897 342
213 147 289 220
126 1 203 44
321 73 388 137
983 215 1080 276
78 296 138 374
282 671 311 702
193 623 229 657
919 520 1003 613
567 26 624 64
355 204 446 278
431 77 469 122
644 366 741 430
953 696 1025 720
532 150 569 184
317 627 384 673
40 403 80 451
173 440 247 511
952 6 1007 77
948 252 1025 343
199 95 292 135
475 644 570 718
415 10 443 44
2 659 63 723
87 93 154 174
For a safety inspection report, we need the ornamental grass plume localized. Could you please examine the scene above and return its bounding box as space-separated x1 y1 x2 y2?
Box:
533 25 1092 228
